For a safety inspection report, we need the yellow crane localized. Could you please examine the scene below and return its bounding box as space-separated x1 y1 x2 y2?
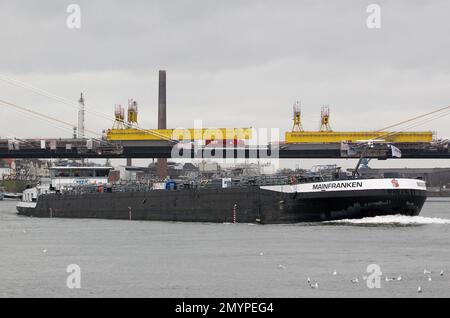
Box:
106 102 252 142
286 105 433 143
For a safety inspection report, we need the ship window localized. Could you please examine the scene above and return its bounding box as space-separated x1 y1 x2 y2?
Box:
72 170 94 177
57 171 70 177
95 170 110 177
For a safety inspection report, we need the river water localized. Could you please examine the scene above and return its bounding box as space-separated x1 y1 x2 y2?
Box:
0 198 449 297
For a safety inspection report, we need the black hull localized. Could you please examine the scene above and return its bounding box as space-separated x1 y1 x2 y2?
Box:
17 187 427 224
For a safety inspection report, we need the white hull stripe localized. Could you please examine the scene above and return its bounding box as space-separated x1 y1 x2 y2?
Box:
260 178 427 194
16 202 37 208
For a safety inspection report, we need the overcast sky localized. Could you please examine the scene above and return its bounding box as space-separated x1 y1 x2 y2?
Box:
1 0 450 169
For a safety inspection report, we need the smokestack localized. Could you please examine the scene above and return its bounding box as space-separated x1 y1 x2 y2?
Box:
157 70 168 178
158 70 167 129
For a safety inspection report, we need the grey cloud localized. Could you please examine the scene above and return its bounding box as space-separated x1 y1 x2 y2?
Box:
2 0 450 74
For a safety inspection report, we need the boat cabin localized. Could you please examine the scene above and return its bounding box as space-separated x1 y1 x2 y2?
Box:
49 166 112 190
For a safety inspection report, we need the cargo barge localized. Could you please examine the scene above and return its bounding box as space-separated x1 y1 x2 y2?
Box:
16 166 427 223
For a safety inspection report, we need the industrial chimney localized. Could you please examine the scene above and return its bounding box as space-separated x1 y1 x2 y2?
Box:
157 70 168 178
158 70 167 129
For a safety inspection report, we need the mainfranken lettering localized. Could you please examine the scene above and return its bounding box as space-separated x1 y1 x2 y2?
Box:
312 181 363 190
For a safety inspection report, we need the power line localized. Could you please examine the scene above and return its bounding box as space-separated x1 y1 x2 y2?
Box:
368 108 450 142
1 105 76 140
0 74 177 142
0 74 115 123
377 105 450 131
0 99 114 146
389 109 450 135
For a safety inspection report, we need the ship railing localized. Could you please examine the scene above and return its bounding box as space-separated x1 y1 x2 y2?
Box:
55 173 347 195
58 182 153 195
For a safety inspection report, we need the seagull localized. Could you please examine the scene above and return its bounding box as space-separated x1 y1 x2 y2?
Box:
417 286 422 293
428 276 432 282
440 270 444 276
278 264 286 269
307 277 311 284
386 276 398 282
42 249 47 253
310 282 319 289
351 278 359 284
332 270 337 276
259 252 264 256
424 269 431 275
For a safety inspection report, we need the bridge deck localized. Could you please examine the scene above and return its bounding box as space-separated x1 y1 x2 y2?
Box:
0 139 448 159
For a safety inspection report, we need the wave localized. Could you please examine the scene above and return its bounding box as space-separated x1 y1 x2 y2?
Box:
326 215 450 225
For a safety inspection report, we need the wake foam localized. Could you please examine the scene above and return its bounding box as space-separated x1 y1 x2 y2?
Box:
326 215 450 225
